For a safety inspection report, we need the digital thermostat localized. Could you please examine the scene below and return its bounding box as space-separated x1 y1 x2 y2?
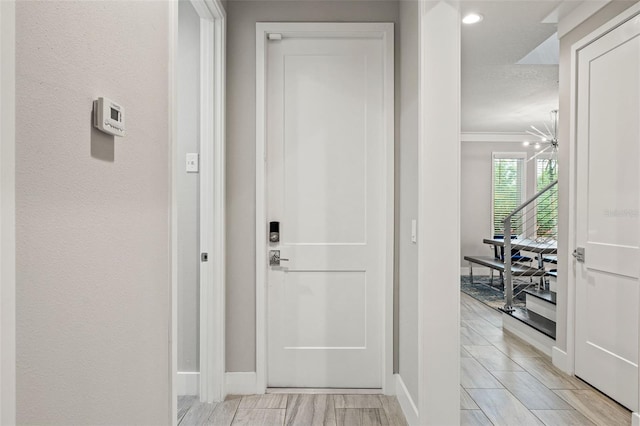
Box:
93 97 125 137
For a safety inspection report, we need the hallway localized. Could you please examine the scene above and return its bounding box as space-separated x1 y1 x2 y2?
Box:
461 292 631 425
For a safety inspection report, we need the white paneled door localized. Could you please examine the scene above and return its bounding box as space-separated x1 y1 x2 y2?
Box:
575 15 640 411
266 32 388 388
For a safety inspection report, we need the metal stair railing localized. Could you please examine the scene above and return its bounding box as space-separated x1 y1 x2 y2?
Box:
503 180 558 312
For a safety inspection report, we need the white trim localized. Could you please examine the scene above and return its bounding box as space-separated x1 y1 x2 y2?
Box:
552 346 571 374
266 388 382 395
632 412 640 426
492 151 528 160
190 0 227 404
177 372 201 396
395 375 419 426
255 22 395 394
225 372 258 395
418 1 460 424
255 22 267 395
565 1 640 394
557 0 611 39
168 0 178 422
0 1 16 424
461 132 532 143
503 314 554 357
569 1 640 51
381 21 396 398
170 0 226 415
525 296 557 322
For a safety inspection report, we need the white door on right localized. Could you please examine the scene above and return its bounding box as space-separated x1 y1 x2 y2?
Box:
575 14 640 412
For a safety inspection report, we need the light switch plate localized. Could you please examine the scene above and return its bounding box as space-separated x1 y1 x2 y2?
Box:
411 220 417 243
186 153 199 173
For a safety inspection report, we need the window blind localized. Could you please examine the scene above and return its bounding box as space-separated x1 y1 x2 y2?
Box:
493 157 524 237
536 158 558 238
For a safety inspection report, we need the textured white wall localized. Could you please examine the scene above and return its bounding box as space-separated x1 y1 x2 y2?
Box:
226 0 399 373
398 0 419 406
177 0 201 373
15 1 170 423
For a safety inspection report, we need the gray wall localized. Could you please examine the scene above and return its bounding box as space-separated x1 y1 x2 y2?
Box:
397 0 419 405
178 0 201 373
226 0 400 373
15 1 170 423
556 0 638 352
460 142 541 267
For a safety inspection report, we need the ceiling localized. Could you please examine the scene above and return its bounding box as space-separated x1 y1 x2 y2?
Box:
461 1 578 133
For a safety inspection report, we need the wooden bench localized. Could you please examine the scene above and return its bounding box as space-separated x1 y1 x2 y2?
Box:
463 255 547 286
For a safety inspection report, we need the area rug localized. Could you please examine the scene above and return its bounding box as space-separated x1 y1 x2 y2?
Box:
460 275 526 311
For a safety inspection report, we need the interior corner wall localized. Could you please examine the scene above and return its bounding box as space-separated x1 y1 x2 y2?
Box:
398 0 419 405
418 2 460 422
177 0 201 374
15 2 170 424
556 0 638 353
460 141 542 268
225 0 399 373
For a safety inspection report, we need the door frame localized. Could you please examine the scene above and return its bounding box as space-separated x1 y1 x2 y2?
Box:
565 1 640 416
0 1 16 423
169 0 226 417
255 22 395 394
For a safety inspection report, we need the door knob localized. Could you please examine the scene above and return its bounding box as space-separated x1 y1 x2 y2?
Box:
269 250 289 266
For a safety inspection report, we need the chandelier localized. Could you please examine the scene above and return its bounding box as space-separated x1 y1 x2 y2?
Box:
523 109 559 163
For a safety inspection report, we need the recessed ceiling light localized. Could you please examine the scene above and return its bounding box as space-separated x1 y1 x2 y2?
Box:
462 13 483 24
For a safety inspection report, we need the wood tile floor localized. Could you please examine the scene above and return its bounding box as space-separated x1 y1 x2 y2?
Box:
460 292 632 426
178 393 408 426
178 292 632 426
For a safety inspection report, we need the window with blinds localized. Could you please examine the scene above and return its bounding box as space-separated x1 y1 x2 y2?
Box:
492 154 525 237
536 157 558 238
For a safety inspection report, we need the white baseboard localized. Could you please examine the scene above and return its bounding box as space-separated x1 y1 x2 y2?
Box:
502 313 554 357
551 346 572 375
267 388 381 394
177 372 200 396
395 374 419 426
632 411 640 426
225 372 258 395
460 266 492 276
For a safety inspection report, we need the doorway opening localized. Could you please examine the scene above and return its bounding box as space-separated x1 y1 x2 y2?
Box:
459 1 639 423
171 0 226 420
